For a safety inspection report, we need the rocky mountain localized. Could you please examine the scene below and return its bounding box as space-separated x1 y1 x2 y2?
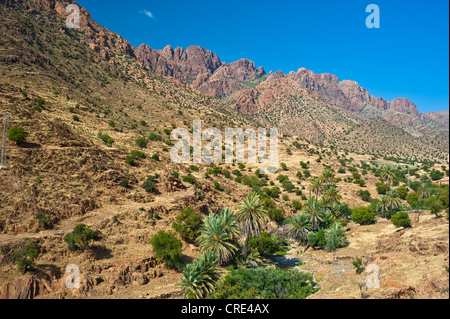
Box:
133 41 448 149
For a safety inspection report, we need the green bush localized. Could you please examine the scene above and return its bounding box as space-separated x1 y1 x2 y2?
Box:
98 133 114 147
142 179 157 192
406 192 419 208
151 154 160 161
172 207 203 241
119 178 129 188
182 174 196 184
248 232 282 257
125 156 136 166
376 183 389 195
136 137 148 148
351 207 376 225
34 209 53 230
131 150 146 159
149 231 182 268
149 133 163 141
11 239 39 274
391 212 411 228
7 127 28 144
209 267 318 299
397 186 409 200
64 224 99 252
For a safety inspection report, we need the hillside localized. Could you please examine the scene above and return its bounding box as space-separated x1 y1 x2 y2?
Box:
0 0 448 301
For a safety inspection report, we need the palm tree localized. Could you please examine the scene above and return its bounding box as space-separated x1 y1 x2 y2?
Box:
310 178 324 199
197 212 239 265
325 223 346 251
219 207 240 241
304 198 324 231
377 195 390 218
320 168 337 188
236 192 268 259
386 190 402 211
287 213 312 243
380 166 395 195
323 186 342 205
180 251 222 299
321 212 336 229
418 183 431 200
329 203 342 218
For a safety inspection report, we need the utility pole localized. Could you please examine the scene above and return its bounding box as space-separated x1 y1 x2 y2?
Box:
0 112 11 170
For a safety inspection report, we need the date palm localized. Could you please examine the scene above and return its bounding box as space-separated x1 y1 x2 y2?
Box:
219 207 241 241
376 195 390 218
197 212 239 265
418 183 431 200
380 166 395 195
310 178 324 199
287 213 312 244
304 198 325 231
386 190 402 211
323 186 342 205
180 251 222 299
236 192 268 259
320 168 337 188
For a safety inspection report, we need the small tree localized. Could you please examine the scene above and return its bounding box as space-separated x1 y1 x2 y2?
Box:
150 231 182 268
64 224 99 252
7 127 28 145
391 212 411 228
136 137 148 148
172 207 203 241
351 206 376 225
11 239 39 274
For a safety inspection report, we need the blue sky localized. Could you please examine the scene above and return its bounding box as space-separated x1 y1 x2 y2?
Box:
77 0 449 113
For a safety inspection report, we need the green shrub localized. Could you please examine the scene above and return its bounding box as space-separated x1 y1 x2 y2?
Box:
214 181 222 191
136 137 148 148
34 209 53 230
119 178 129 188
172 207 203 241
391 212 411 228
357 190 372 202
209 267 318 299
7 127 28 144
72 115 80 122
352 257 366 274
149 133 163 141
149 231 182 268
351 206 376 225
376 183 389 194
64 224 99 252
292 200 302 211
248 232 282 257
406 192 419 208
11 239 39 274
131 150 146 159
98 133 114 147
151 154 160 161
142 179 157 192
125 156 136 166
397 186 409 200
182 174 196 184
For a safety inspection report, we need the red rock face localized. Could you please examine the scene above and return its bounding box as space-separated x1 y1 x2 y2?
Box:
134 44 266 96
134 44 222 81
387 98 419 115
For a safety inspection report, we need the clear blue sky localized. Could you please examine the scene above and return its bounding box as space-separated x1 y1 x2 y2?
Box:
77 0 449 113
